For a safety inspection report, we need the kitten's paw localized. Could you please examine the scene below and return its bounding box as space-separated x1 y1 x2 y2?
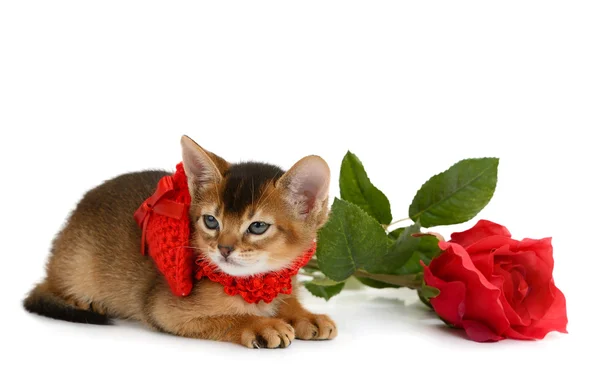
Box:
292 314 337 340
241 318 295 349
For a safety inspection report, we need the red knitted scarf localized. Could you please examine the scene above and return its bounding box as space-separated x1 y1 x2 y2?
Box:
133 162 315 303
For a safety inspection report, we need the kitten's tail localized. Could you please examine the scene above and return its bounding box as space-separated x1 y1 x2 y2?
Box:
23 281 110 325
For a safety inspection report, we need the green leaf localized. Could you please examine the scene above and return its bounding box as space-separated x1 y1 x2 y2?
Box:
316 198 394 281
355 276 400 289
305 276 343 287
343 276 367 290
387 227 405 240
356 271 422 288
409 158 499 227
369 223 441 275
392 253 430 275
418 289 433 308
420 285 440 299
300 264 321 275
304 279 346 301
339 151 393 225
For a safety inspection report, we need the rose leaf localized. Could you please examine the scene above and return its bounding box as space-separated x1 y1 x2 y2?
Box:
316 198 394 281
387 227 405 240
368 223 441 275
339 151 393 225
354 276 400 289
409 157 499 227
420 285 441 299
304 278 346 301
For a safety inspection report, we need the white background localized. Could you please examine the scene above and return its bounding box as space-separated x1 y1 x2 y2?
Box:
1 1 598 368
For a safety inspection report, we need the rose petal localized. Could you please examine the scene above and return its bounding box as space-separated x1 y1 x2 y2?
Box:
462 320 505 342
511 282 568 339
423 265 467 327
428 244 511 338
493 245 554 321
429 242 468 280
514 237 554 274
492 261 514 302
466 235 517 255
514 257 552 320
470 251 494 278
489 274 527 326
512 267 529 304
449 219 512 247
437 241 456 252
503 326 536 340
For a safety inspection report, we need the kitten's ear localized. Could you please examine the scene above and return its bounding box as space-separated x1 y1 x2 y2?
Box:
277 155 331 218
180 135 228 190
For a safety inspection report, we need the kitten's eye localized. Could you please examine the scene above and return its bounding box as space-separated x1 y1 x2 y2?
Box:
203 215 219 230
247 221 270 235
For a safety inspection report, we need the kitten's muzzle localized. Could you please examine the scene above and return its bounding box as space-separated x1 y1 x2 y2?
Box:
218 245 234 258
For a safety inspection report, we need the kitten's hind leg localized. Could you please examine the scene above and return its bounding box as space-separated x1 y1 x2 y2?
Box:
63 295 108 316
23 281 110 325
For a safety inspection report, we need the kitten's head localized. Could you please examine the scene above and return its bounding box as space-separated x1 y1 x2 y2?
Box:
180 135 330 277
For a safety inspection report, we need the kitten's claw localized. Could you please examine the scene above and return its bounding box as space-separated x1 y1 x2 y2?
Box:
292 314 337 340
241 318 295 349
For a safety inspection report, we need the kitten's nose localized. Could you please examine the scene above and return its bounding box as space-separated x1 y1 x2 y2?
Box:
218 245 234 258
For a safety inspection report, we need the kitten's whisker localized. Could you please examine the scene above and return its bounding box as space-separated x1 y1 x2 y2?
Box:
267 256 291 262
254 176 273 209
172 246 201 250
212 181 219 209
251 177 255 211
256 184 277 209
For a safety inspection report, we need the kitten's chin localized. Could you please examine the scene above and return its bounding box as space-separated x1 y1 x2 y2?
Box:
209 253 280 277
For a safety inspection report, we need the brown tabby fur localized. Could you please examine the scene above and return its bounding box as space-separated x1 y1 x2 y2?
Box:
24 135 336 349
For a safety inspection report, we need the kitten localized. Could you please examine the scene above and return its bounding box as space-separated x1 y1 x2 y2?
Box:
23 135 336 349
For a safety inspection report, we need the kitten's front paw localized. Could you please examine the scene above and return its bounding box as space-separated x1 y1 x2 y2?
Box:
241 318 295 349
291 314 337 340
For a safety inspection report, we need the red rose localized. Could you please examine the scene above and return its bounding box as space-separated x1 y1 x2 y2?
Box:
422 220 568 342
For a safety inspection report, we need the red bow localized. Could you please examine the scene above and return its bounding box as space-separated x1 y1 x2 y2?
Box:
133 176 186 255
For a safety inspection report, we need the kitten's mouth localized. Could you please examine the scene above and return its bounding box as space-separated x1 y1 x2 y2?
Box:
219 257 242 266
209 252 268 276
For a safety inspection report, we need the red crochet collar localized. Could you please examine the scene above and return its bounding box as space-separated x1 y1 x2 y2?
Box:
133 162 315 304
195 246 315 304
